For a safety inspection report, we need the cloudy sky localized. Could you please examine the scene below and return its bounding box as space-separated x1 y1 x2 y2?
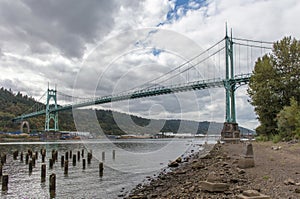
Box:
0 0 299 131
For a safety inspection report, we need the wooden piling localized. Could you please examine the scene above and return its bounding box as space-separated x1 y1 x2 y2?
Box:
28 149 32 157
0 155 4 165
112 150 115 160
82 159 86 170
87 152 92 164
51 150 55 163
41 164 46 182
32 155 36 167
61 156 64 167
64 160 68 175
41 149 46 162
69 150 72 159
99 162 104 177
35 151 38 160
65 151 69 161
2 174 8 191
72 154 76 166
25 153 29 164
13 150 18 160
52 150 58 162
42 154 45 163
55 151 58 161
49 173 56 197
77 151 80 161
29 160 33 173
2 154 6 164
102 151 105 161
41 148 46 157
20 152 23 162
81 149 84 157
49 159 53 169
0 163 2 176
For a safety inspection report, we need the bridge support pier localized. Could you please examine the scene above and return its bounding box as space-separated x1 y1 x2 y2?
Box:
221 122 240 143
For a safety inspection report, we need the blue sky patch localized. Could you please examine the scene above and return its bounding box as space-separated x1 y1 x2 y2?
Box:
152 48 163 56
158 0 207 26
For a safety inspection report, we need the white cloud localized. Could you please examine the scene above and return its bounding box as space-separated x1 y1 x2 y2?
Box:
1 0 300 130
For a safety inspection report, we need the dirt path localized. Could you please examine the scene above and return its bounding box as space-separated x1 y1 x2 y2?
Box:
125 141 300 199
224 141 300 198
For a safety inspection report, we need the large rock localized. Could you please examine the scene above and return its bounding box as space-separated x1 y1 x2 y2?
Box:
200 181 229 192
237 190 270 199
206 172 222 183
168 161 179 167
284 178 296 185
175 157 182 163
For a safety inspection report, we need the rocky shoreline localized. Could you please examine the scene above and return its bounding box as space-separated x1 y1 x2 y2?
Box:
125 141 300 199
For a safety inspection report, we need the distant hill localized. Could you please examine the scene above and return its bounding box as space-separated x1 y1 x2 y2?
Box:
0 87 254 135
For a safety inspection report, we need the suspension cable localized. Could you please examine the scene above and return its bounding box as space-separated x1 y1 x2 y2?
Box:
234 42 273 50
120 38 225 93
23 91 46 114
144 46 226 89
233 37 273 45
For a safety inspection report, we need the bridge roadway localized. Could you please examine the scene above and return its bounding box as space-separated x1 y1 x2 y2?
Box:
13 73 251 122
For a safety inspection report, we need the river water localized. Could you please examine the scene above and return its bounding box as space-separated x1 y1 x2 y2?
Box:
0 138 217 198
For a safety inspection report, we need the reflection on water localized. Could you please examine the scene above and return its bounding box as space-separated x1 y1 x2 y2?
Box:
0 138 216 198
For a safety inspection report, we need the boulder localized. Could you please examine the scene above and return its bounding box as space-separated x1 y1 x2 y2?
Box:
271 146 281 150
284 178 295 185
168 161 179 167
237 190 270 199
175 157 182 163
200 181 229 192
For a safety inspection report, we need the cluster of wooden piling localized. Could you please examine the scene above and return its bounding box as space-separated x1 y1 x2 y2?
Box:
0 148 115 196
0 153 8 192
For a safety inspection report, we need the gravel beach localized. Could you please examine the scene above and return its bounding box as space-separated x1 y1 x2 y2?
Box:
125 141 300 199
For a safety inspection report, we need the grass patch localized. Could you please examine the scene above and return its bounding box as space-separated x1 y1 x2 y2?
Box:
272 134 282 143
255 135 269 142
262 175 270 180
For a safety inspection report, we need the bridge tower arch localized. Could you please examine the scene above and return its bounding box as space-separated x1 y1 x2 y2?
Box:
45 87 59 131
21 121 30 133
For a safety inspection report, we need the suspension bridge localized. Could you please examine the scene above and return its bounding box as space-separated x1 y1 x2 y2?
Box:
13 29 273 139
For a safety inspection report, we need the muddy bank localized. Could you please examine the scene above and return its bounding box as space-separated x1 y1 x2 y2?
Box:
125 141 300 199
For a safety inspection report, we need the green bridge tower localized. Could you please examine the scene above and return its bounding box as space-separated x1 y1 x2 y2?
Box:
45 86 59 131
221 27 240 141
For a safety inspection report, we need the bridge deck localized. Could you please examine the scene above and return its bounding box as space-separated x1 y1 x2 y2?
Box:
13 74 250 121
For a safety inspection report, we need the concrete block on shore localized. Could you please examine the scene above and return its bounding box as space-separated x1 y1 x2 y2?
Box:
238 157 255 169
244 143 254 158
238 143 255 169
237 190 270 199
200 181 229 192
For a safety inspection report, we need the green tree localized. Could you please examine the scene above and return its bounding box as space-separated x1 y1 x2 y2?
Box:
277 98 300 140
248 37 300 137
